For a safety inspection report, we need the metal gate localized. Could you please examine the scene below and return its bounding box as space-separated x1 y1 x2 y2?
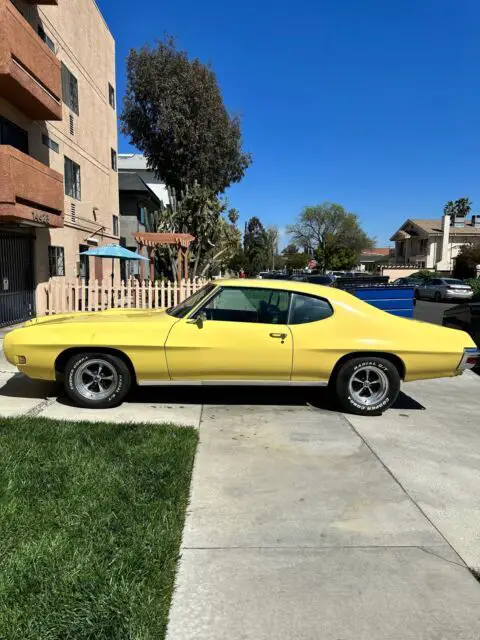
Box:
0 232 35 327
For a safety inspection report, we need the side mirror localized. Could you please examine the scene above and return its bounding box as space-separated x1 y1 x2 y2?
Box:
188 312 206 328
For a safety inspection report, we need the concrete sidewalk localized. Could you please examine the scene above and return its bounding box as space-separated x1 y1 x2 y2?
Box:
167 384 480 640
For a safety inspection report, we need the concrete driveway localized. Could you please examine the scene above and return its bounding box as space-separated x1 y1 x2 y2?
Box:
2 335 480 638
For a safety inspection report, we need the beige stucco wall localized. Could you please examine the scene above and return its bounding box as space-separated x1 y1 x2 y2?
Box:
1 0 119 315
381 267 426 280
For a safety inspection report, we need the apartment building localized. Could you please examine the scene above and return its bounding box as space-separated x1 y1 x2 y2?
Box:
0 0 119 325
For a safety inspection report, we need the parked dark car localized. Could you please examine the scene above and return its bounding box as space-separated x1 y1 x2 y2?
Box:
392 277 425 288
443 303 480 347
294 274 335 286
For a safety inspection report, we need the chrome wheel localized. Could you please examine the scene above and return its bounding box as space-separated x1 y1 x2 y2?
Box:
73 358 118 401
348 365 389 407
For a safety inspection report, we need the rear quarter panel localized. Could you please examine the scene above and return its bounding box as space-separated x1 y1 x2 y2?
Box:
290 297 474 382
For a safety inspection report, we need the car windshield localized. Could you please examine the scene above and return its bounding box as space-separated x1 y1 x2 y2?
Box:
444 279 464 285
167 283 216 318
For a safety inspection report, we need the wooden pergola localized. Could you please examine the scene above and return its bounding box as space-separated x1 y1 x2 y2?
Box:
134 232 195 285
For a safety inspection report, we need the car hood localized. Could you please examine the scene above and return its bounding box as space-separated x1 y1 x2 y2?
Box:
23 308 171 327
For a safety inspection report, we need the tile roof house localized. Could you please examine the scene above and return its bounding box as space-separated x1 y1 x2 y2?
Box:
390 214 480 272
357 247 394 272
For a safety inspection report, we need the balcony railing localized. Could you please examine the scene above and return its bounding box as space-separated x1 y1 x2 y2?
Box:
0 0 62 120
0 145 64 228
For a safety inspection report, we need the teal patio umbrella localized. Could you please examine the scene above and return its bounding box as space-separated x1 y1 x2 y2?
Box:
79 244 150 287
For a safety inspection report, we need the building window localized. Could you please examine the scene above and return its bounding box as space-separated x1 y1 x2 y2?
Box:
61 62 79 115
111 148 117 170
64 156 81 200
42 133 59 153
419 239 427 253
38 25 55 52
112 215 119 236
78 244 90 280
0 116 28 154
48 246 65 277
108 83 115 108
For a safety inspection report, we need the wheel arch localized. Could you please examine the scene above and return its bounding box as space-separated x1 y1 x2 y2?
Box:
329 351 406 384
54 347 137 382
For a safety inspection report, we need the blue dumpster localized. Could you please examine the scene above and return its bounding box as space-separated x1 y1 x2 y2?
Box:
346 285 415 318
334 278 415 318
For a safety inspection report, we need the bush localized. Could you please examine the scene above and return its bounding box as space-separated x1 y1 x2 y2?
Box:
409 270 442 280
466 278 480 301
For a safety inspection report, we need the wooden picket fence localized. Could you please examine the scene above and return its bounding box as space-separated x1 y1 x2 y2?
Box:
44 278 207 315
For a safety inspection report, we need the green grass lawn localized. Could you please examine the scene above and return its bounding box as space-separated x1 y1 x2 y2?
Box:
0 417 198 640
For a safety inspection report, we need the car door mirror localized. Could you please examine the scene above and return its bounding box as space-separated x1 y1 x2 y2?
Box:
187 312 206 328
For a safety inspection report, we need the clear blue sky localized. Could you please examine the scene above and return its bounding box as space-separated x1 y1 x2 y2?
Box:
97 0 480 247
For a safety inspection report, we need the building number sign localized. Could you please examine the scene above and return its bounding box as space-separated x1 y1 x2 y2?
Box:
31 211 50 225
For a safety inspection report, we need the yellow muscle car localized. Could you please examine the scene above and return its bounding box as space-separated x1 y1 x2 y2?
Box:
4 279 479 415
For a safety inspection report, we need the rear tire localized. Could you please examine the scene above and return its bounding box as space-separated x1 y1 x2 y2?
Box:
334 356 401 416
64 352 131 408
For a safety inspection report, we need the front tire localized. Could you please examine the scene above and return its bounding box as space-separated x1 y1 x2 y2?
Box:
64 352 132 408
334 357 401 416
434 291 442 302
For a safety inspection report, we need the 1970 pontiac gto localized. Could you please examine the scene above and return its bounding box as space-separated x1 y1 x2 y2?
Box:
4 279 479 415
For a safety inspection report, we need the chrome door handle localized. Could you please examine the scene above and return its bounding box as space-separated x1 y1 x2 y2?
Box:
269 332 287 340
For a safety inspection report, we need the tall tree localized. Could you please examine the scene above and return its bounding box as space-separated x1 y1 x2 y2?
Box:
243 217 270 274
121 37 251 194
287 202 374 272
121 37 252 278
266 225 279 270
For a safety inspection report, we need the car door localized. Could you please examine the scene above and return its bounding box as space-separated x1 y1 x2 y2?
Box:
165 286 293 381
422 280 435 299
288 292 336 382
429 278 443 299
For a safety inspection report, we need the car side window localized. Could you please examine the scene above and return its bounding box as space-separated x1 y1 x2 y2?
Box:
288 293 333 325
198 287 290 325
432 279 442 285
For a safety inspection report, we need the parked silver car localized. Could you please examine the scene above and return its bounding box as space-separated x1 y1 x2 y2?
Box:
416 278 474 302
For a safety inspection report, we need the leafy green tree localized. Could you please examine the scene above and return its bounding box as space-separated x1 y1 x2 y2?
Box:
200 209 242 277
453 242 480 279
282 243 299 255
121 37 251 194
287 202 374 272
243 217 270 274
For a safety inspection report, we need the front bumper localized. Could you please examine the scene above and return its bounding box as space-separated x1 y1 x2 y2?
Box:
457 348 480 373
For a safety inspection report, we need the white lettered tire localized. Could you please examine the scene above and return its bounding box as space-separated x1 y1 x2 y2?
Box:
335 356 401 416
64 352 131 408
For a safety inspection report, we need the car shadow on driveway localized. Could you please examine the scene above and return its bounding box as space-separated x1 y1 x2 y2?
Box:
0 373 425 413
0 373 59 399
51 384 426 413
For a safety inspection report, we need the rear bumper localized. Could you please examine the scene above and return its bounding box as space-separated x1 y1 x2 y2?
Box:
457 348 480 373
445 290 473 299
